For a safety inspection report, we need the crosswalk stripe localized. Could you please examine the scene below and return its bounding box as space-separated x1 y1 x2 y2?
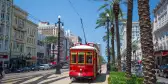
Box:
47 74 57 78
20 76 43 84
1 76 33 83
3 81 17 84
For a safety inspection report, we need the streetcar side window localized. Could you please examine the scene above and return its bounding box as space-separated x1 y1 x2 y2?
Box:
86 52 93 64
71 52 77 64
78 52 84 64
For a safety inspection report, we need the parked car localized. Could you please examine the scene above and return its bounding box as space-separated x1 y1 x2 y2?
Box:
29 65 40 71
15 68 24 73
22 67 31 72
158 64 168 78
39 64 50 70
4 68 11 74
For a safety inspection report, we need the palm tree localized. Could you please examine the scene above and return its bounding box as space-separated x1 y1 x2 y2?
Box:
43 36 58 62
126 0 133 78
96 0 124 71
110 24 115 65
113 0 121 71
138 0 156 83
96 8 115 67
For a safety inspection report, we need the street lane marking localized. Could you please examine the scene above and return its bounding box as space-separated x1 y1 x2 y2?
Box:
20 76 43 84
47 74 58 78
1 76 33 83
38 77 61 84
38 73 68 84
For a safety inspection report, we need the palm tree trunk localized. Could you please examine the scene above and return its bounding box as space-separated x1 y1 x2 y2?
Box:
126 0 133 78
116 15 121 71
113 2 121 71
111 24 115 65
138 0 156 83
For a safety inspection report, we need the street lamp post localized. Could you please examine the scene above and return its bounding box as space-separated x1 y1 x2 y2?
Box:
106 13 110 71
52 44 55 62
55 15 64 74
27 52 31 66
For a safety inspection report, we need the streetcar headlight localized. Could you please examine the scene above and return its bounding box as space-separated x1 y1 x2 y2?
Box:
80 69 82 71
78 73 81 76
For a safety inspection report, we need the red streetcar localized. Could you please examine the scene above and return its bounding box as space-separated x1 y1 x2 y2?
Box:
69 42 101 81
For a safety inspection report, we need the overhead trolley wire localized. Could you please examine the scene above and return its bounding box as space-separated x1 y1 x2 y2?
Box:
67 0 87 44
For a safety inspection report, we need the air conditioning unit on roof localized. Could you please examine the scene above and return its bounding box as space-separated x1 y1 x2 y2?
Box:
87 42 94 47
74 42 82 46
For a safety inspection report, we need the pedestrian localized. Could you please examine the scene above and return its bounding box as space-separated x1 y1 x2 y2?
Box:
0 63 4 79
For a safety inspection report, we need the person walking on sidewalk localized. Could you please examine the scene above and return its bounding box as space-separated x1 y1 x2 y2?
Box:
0 63 4 79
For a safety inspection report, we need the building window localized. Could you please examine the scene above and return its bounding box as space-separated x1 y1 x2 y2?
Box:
14 16 18 24
16 43 19 52
6 14 9 21
0 40 2 49
0 25 4 34
28 28 29 34
20 44 24 52
18 19 24 28
1 13 5 19
5 40 8 50
13 41 17 51
6 27 9 35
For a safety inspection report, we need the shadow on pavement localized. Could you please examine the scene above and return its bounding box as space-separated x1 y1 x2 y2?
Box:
41 76 69 84
72 73 107 83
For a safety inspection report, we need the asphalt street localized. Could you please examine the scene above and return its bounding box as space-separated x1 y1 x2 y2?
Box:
2 68 69 81
0 64 108 84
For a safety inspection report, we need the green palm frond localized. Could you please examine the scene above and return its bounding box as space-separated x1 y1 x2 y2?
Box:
98 3 109 11
132 40 138 51
102 31 123 42
43 36 58 44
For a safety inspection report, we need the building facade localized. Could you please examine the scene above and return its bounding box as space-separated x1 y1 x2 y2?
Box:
153 0 168 51
95 43 102 56
38 22 66 63
37 33 48 64
0 0 13 67
10 5 38 68
25 20 38 66
120 22 141 62
10 5 28 68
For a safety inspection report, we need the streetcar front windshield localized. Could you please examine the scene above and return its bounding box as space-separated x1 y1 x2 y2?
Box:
78 52 84 64
71 52 77 64
86 52 93 64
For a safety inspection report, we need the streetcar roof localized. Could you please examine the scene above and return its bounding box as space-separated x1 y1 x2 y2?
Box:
70 45 97 50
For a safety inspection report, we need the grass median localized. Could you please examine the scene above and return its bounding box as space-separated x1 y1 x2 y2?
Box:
108 71 144 84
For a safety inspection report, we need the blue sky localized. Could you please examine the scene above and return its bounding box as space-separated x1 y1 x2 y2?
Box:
14 0 160 61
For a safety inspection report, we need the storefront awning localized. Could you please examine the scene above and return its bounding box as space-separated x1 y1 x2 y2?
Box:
154 50 168 56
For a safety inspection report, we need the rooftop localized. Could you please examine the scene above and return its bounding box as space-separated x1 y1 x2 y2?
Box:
70 45 97 50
